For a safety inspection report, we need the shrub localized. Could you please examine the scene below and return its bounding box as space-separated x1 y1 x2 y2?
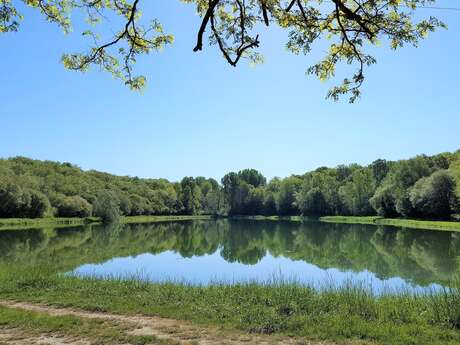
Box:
0 184 50 218
56 195 92 218
370 186 398 217
27 190 51 218
409 170 457 218
93 190 121 223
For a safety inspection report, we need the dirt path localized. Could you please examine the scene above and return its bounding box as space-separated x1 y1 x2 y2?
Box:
0 328 91 345
0 300 333 345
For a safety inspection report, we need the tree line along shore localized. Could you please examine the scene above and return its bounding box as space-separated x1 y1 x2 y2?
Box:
0 149 459 224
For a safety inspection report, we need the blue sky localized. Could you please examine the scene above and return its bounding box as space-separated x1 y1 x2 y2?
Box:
1 1 459 181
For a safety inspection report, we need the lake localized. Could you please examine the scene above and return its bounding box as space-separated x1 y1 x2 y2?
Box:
1 219 459 293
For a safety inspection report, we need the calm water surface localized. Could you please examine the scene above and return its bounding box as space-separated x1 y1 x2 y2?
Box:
1 219 459 293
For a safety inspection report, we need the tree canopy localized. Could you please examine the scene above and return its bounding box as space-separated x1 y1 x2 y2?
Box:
1 0 445 101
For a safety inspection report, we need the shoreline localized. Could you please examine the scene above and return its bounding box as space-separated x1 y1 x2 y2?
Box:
1 214 459 232
0 215 213 231
319 215 460 232
229 215 460 232
0 272 458 345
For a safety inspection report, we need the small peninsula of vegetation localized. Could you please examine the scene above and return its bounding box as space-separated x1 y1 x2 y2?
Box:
1 150 459 226
0 215 212 231
320 216 460 232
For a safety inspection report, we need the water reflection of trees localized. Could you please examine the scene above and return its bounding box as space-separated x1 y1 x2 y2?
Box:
0 219 459 286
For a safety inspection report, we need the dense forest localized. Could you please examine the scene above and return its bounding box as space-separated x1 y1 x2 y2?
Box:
0 150 459 221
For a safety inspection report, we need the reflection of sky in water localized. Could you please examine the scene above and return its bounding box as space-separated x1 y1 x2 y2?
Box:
72 250 443 295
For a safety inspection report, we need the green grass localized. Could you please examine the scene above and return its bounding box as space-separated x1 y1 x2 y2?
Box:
230 215 308 222
0 269 459 345
0 217 100 230
229 215 460 232
3 214 459 232
320 216 460 232
0 304 171 345
121 215 212 224
320 216 382 225
0 215 212 231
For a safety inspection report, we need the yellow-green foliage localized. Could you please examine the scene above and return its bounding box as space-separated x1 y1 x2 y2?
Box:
2 0 447 101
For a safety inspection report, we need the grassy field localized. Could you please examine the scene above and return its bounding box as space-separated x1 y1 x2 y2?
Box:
320 216 460 232
0 215 212 231
0 269 459 345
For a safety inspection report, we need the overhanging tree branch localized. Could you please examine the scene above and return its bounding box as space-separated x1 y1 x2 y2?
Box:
193 0 220 52
2 0 445 101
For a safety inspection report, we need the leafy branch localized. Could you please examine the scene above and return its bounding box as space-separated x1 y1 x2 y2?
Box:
1 0 447 100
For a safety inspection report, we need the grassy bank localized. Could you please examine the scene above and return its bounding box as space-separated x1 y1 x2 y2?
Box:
0 270 459 345
121 215 212 224
232 215 460 232
2 214 460 232
320 216 460 232
230 215 305 221
0 215 212 231
0 217 100 230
